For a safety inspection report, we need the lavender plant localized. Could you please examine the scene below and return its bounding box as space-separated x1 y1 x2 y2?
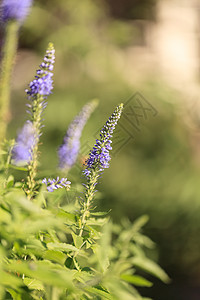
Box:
0 3 169 299
11 43 55 199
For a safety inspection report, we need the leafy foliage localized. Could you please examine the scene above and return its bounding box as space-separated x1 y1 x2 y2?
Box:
0 170 169 299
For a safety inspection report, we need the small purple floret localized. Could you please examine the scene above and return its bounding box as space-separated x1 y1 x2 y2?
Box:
42 177 71 192
1 0 33 23
12 122 36 165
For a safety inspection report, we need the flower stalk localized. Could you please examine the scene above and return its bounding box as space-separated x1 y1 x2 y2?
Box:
0 20 19 144
12 43 55 199
26 43 55 199
0 0 33 144
79 103 123 236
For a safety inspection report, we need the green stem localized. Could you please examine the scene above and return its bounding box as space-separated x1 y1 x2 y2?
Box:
26 95 43 200
79 171 99 237
26 140 39 200
0 21 19 144
51 286 59 300
79 139 109 236
4 139 15 188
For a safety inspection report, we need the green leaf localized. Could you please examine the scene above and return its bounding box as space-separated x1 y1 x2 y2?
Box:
44 250 66 264
34 191 46 208
6 175 14 188
14 182 23 188
132 215 149 231
86 225 101 238
90 210 111 217
1 270 24 288
72 233 84 249
120 274 153 287
87 218 108 226
24 277 44 290
57 210 79 222
6 260 74 289
74 270 96 284
0 207 11 223
47 242 79 252
105 278 142 300
6 289 23 300
134 234 155 249
86 240 92 249
0 150 7 155
86 287 113 299
132 256 170 283
8 164 28 171
94 223 111 272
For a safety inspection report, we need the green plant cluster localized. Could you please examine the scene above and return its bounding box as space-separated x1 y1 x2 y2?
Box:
0 158 169 299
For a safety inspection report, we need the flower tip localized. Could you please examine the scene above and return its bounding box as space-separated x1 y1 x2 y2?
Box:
26 43 55 99
48 42 54 51
91 98 99 107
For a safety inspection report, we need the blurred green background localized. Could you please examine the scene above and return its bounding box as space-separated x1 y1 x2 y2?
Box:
5 0 200 299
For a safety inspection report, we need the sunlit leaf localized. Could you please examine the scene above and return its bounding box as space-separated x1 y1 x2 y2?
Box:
132 256 170 283
6 260 74 289
24 277 44 290
120 274 153 287
86 287 113 299
43 250 66 264
47 242 78 252
72 233 84 249
90 210 111 217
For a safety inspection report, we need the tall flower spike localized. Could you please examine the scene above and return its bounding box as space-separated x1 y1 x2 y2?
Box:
12 122 36 166
26 43 55 101
12 43 55 166
1 0 33 23
84 103 123 178
25 43 55 199
24 42 55 149
79 104 123 236
58 100 98 172
26 42 55 130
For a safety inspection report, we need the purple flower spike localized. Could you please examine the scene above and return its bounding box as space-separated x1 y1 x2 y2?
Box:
42 177 71 192
58 100 98 171
12 122 37 166
26 43 55 102
84 104 123 178
1 0 33 23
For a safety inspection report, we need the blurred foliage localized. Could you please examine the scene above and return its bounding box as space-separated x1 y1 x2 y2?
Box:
6 0 200 295
0 168 169 299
